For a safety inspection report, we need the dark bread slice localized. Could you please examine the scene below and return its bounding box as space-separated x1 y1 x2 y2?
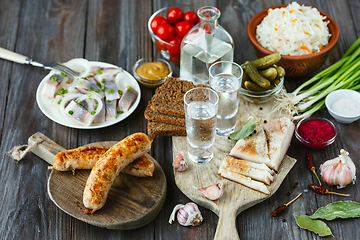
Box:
151 77 195 118
147 121 186 137
144 100 185 127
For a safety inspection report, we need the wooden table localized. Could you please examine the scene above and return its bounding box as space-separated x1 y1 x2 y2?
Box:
0 0 359 239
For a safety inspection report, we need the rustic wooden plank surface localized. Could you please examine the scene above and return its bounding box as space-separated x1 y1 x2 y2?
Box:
0 0 359 239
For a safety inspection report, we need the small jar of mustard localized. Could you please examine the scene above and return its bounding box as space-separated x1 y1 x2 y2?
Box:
133 58 172 88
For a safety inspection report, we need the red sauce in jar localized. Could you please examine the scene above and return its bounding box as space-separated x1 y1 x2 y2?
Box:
297 119 335 143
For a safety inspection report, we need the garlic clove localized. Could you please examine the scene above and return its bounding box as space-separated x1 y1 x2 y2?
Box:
168 202 203 226
196 183 223 200
173 152 188 171
320 149 356 189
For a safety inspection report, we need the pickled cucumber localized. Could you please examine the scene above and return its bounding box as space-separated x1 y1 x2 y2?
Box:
250 53 281 70
242 72 250 88
275 66 285 78
244 81 267 92
245 61 271 88
259 67 277 81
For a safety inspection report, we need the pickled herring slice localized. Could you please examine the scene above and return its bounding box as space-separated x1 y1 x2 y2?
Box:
65 100 95 126
118 87 138 111
41 74 70 99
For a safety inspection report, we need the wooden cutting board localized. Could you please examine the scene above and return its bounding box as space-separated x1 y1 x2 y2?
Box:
172 96 297 240
28 132 167 230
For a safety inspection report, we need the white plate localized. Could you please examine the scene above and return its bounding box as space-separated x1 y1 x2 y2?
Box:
36 60 141 129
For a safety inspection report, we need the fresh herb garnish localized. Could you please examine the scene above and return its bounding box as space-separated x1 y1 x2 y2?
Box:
229 118 256 140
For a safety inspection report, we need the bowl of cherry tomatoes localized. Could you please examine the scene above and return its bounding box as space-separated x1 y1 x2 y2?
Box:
148 5 199 64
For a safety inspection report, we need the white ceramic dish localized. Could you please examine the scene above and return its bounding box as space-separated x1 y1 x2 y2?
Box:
325 89 360 124
36 60 141 129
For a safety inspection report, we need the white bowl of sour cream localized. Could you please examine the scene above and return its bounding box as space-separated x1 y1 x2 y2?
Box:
325 89 360 124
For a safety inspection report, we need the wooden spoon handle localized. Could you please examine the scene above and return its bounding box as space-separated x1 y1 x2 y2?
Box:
214 207 240 240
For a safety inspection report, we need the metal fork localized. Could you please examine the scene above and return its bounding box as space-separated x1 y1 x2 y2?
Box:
0 47 80 78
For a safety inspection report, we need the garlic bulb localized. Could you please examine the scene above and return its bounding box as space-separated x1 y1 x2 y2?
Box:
168 202 203 226
320 149 356 189
196 183 223 200
173 152 188 171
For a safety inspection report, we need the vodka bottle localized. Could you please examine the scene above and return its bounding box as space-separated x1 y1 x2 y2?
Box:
180 6 234 85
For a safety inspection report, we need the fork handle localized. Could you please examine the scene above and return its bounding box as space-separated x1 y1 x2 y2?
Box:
0 47 28 64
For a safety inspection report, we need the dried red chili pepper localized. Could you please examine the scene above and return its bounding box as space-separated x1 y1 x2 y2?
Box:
270 193 302 217
306 153 322 186
308 184 350 196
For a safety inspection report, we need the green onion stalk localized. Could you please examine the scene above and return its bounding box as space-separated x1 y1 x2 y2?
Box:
274 37 360 121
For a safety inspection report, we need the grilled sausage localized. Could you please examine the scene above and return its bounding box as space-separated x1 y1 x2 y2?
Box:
50 146 109 171
50 146 154 177
83 133 152 214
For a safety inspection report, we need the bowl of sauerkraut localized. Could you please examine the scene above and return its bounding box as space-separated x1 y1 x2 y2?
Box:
247 2 339 78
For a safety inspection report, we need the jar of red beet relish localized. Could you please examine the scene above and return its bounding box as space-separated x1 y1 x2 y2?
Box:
295 117 337 149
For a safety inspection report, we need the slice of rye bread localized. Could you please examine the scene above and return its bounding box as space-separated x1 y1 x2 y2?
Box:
147 121 186 137
144 100 185 127
151 77 195 118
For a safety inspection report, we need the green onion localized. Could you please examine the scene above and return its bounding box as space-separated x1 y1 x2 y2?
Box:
91 111 96 115
75 99 81 104
57 100 62 105
61 72 66 77
68 110 74 115
118 90 123 95
108 89 114 94
94 89 100 93
89 86 94 91
127 86 132 90
94 106 98 110
51 76 57 81
101 86 105 91
97 70 103 75
275 37 360 121
87 93 92 97
107 99 110 103
118 110 124 114
96 82 101 87
101 78 106 83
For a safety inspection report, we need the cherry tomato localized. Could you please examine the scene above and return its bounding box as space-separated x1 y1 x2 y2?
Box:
175 21 193 38
156 23 175 41
167 7 184 25
150 16 168 33
167 36 182 55
183 11 199 25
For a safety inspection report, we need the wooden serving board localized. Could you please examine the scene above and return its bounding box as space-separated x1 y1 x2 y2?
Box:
28 133 167 230
172 95 297 240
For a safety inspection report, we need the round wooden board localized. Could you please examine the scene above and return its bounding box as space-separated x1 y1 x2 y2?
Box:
47 141 167 230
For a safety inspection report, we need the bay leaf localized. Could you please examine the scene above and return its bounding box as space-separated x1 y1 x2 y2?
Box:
310 201 360 221
293 215 334 237
229 118 256 140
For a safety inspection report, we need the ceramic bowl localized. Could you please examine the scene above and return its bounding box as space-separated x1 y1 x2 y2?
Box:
325 89 360 124
295 117 337 149
247 4 339 78
148 5 198 64
239 64 284 104
132 58 172 88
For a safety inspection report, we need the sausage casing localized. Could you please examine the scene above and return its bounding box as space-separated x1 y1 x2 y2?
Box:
51 146 109 171
51 146 154 177
83 133 151 213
